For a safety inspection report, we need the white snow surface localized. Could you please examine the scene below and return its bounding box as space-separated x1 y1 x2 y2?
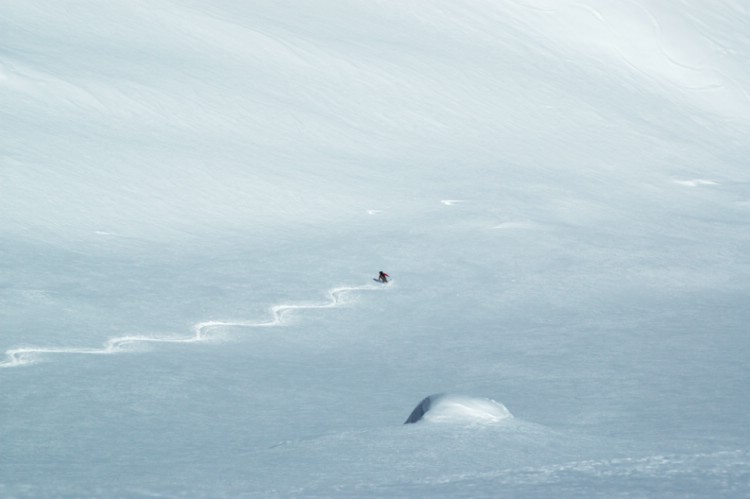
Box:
413 394 514 424
2 0 749 496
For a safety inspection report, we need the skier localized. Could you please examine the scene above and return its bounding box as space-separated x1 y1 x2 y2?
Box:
377 271 390 283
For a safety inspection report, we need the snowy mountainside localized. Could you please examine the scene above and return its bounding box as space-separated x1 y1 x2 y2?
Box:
2 0 750 497
3 0 748 246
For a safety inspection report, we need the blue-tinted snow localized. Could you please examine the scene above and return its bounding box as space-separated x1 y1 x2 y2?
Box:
1 0 749 496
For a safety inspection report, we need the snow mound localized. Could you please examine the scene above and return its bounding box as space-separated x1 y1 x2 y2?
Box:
404 394 513 425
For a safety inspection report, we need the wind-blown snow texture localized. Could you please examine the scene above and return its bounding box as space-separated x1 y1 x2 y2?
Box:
2 0 749 497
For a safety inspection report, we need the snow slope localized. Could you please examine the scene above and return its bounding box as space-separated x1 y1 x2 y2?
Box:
2 0 749 496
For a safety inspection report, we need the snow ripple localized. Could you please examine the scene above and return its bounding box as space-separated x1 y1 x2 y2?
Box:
674 178 719 187
0 284 382 368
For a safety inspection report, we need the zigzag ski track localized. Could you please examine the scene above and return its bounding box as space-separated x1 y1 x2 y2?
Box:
0 283 385 369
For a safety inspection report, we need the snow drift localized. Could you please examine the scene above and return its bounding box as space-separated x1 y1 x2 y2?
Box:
405 394 513 425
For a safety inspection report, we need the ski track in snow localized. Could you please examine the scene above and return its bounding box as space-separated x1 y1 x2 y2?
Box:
0 284 384 369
